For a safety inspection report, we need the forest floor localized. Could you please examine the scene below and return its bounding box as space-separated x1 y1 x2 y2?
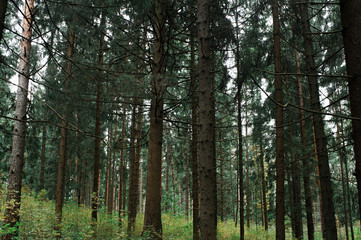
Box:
0 187 359 239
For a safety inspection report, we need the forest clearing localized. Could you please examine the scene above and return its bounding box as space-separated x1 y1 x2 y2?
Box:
1 0 361 239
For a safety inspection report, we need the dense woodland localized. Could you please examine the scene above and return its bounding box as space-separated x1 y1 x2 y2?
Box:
0 0 361 239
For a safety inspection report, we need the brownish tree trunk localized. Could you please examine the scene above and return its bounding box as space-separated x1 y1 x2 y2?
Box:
108 125 117 214
128 99 138 234
143 0 166 238
190 23 200 240
197 0 216 238
39 125 46 190
118 103 126 225
54 23 74 238
3 1 34 239
245 109 250 228
185 136 190 218
271 0 285 238
105 130 111 208
0 0 8 42
340 0 361 230
299 2 338 239
295 44 314 240
91 12 106 226
135 99 143 213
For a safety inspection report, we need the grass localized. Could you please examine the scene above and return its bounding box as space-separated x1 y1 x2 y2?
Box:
0 188 360 239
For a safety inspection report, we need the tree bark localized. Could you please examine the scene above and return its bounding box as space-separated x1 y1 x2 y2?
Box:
299 2 338 239
271 0 285 238
260 144 268 231
3 1 34 239
340 0 361 230
91 12 106 226
0 0 8 43
143 0 166 238
197 0 216 238
118 103 126 225
54 22 74 238
190 23 200 240
219 131 224 222
39 125 46 191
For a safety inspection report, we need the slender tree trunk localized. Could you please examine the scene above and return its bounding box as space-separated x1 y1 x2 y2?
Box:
296 43 314 240
165 142 170 212
54 23 74 238
170 148 176 215
39 125 46 190
299 2 338 239
108 125 117 214
231 151 236 224
118 103 126 225
197 0 216 238
128 99 138 234
340 0 361 230
190 23 200 240
219 131 224 222
0 0 7 42
143 0 166 238
260 144 268 231
3 1 34 239
271 0 285 238
135 98 143 213
186 136 190 218
91 12 106 226
245 109 250 228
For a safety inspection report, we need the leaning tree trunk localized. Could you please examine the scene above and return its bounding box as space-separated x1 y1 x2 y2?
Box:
340 0 361 229
299 2 338 239
143 0 166 238
3 1 34 239
197 0 217 238
271 0 285 239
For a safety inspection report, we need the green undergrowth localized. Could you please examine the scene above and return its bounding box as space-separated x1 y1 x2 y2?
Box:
0 188 360 239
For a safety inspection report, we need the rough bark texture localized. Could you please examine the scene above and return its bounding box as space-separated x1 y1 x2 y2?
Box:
3 1 34 239
299 2 338 239
197 0 216 238
91 13 105 225
271 0 285 239
143 0 166 238
39 125 46 190
190 25 200 240
260 145 268 231
135 99 143 213
55 23 74 238
340 0 361 230
0 0 8 42
219 131 224 222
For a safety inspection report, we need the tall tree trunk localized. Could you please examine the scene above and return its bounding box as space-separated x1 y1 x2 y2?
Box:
108 125 117 214
39 124 46 190
3 1 34 239
340 0 361 229
91 12 106 226
219 131 224 222
165 142 170 212
118 103 126 225
260 144 268 231
190 23 200 240
54 23 75 238
135 99 143 213
185 136 190 218
143 0 166 238
128 99 138 234
296 43 314 240
271 0 285 238
299 2 338 239
245 109 250 228
197 0 216 238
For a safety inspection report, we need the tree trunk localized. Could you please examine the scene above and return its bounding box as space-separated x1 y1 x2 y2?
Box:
185 136 190 218
3 1 34 239
39 124 46 191
271 0 285 238
340 0 361 230
219 131 224 222
295 42 314 240
118 103 126 225
128 99 138 234
54 23 74 238
143 0 166 238
91 12 106 226
260 144 268 231
245 109 250 228
190 23 200 240
135 98 143 213
299 2 338 239
197 0 216 238
0 0 8 42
